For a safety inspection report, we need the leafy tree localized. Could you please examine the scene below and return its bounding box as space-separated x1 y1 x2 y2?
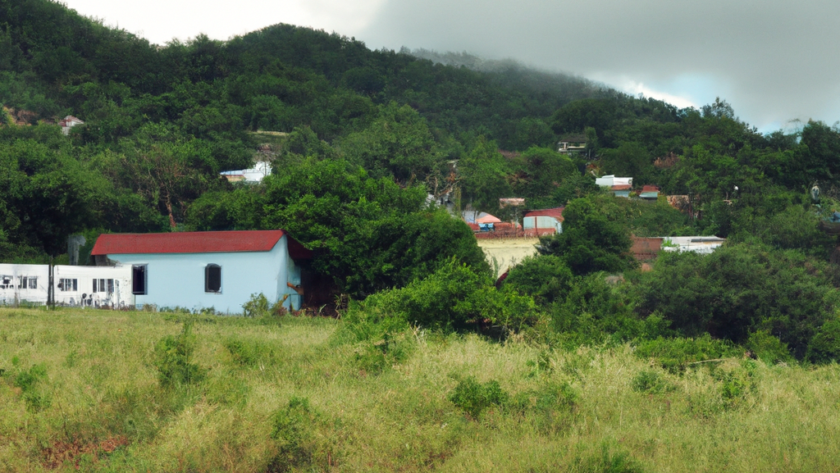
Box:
537 196 634 275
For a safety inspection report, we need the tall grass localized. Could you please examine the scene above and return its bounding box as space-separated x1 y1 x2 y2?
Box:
1 307 839 471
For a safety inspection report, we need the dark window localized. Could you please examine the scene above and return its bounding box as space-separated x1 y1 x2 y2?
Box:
107 279 114 293
28 277 36 289
93 279 97 292
205 264 221 293
132 265 147 295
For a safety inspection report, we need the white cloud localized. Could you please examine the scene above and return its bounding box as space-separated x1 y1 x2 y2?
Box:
62 0 387 44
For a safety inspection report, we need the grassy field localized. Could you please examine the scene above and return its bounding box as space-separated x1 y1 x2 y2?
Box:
1 308 840 472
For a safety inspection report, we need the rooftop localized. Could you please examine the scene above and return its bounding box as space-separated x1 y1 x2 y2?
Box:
91 230 312 259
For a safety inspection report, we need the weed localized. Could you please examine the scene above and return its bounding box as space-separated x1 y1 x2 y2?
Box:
268 396 320 472
14 363 51 411
448 376 509 419
574 442 645 473
153 321 205 387
631 370 674 394
354 331 413 374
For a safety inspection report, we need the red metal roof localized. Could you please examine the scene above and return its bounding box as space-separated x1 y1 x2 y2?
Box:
91 230 312 258
611 185 633 191
523 207 565 221
641 185 660 193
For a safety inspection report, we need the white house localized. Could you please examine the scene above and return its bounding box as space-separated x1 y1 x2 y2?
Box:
59 115 84 136
220 161 271 183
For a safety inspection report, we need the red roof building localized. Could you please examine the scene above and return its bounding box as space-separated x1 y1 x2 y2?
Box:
91 230 311 259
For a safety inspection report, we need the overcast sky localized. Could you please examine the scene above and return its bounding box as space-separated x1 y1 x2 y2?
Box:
63 0 840 132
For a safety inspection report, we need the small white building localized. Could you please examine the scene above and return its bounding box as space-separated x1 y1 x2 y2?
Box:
662 236 725 254
0 264 50 305
220 161 271 183
59 115 84 136
53 265 133 308
595 175 633 188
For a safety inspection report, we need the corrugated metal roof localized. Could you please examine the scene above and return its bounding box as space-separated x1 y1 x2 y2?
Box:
641 185 660 192
524 207 565 221
91 230 312 258
611 185 633 191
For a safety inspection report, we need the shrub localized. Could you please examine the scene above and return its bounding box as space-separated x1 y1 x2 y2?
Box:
634 335 740 373
268 396 320 472
153 321 206 387
807 319 840 363
574 442 645 473
511 381 579 433
631 370 674 394
746 330 791 364
354 331 413 374
225 338 275 366
505 255 573 305
633 244 840 359
358 259 539 332
448 376 509 418
242 293 270 318
14 363 50 411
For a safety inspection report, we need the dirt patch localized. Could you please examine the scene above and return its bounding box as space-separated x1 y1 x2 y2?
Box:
42 435 129 469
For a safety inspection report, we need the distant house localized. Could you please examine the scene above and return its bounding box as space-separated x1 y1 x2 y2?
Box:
557 134 587 154
59 115 84 135
220 161 271 183
595 175 634 198
90 230 312 313
523 207 564 236
639 185 660 200
662 236 725 254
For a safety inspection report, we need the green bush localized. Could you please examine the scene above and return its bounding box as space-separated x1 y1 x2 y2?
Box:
357 259 538 332
631 370 674 394
153 321 206 387
242 293 270 318
574 442 645 473
746 330 791 364
353 331 414 374
807 319 840 363
634 335 740 373
448 376 509 418
14 363 50 411
268 396 320 472
505 255 573 305
633 244 840 359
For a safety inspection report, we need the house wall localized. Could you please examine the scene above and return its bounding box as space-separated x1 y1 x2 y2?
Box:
0 264 50 305
523 216 562 233
53 265 133 308
107 236 302 313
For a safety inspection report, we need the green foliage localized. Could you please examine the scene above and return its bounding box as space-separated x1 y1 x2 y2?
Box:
357 259 538 332
505 255 574 305
634 335 740 373
13 363 51 411
269 396 320 472
633 244 840 358
538 196 635 276
153 321 206 387
745 330 791 364
573 442 645 473
353 331 413 374
806 319 840 363
448 376 509 418
631 370 674 394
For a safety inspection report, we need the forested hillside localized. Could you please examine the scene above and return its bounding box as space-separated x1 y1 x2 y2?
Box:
4 0 840 363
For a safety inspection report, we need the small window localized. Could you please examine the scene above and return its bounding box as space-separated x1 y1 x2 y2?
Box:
93 279 98 292
19 276 27 289
205 264 221 293
132 265 147 295
28 277 37 289
107 279 114 293
58 278 78 292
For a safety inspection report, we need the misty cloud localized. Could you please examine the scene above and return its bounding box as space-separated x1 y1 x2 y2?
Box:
359 0 840 129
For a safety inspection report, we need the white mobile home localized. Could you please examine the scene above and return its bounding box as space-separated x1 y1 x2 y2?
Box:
53 265 133 308
0 264 50 305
